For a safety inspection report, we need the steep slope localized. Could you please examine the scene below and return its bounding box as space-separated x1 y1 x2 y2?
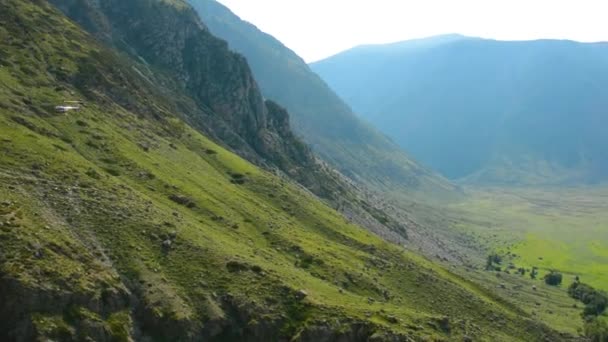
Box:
0 1 572 341
186 0 456 197
312 36 608 184
50 0 319 190
49 0 424 246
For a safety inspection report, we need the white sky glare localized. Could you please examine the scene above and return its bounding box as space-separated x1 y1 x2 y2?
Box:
215 0 608 62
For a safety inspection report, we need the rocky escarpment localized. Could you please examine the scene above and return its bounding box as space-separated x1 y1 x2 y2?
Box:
51 0 300 171
51 0 359 205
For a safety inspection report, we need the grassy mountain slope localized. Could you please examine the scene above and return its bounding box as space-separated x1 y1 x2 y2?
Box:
183 0 466 265
312 36 608 184
186 0 456 197
49 0 322 189
0 1 569 341
49 0 426 248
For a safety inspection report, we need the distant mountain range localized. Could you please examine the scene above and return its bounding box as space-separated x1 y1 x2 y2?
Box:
312 35 608 184
188 0 456 196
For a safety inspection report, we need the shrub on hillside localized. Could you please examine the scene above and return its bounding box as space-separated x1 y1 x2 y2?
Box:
530 267 538 280
584 318 608 342
569 282 608 317
544 271 563 286
485 253 502 270
169 194 196 208
584 297 608 317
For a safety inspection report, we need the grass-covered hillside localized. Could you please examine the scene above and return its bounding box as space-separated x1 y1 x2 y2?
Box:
48 0 430 254
0 0 574 341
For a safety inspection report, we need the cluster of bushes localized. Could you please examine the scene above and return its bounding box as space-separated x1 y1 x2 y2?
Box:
484 254 546 282
169 194 196 209
568 281 608 341
544 271 563 286
483 253 607 340
229 172 247 185
584 318 608 342
568 281 608 317
485 253 502 271
483 254 576 289
484 253 544 280
530 267 538 280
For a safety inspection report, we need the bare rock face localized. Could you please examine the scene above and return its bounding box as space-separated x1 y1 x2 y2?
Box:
256 100 316 175
0 268 132 342
51 0 277 165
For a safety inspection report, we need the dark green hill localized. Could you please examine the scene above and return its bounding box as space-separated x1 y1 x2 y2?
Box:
312 36 608 184
186 0 456 196
0 1 567 341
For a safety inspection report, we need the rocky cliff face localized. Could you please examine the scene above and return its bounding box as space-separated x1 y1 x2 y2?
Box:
189 0 458 198
52 0 351 199
51 0 281 165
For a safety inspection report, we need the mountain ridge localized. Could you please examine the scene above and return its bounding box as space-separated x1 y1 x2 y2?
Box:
312 35 608 184
188 0 457 198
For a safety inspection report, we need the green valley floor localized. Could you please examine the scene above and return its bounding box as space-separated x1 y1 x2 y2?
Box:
446 186 608 335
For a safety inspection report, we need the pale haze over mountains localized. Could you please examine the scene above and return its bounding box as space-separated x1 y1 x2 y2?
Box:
312 35 608 184
217 0 608 62
216 0 608 185
190 0 456 196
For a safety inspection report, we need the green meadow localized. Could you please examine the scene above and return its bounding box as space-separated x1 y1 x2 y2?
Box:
451 186 608 291
442 187 608 334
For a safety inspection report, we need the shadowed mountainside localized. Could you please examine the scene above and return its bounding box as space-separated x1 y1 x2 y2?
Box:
312 35 608 185
187 0 457 198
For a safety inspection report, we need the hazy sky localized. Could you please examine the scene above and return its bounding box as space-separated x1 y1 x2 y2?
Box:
216 0 608 62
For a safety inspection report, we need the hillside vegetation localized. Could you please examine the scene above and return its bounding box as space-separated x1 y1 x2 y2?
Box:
48 0 430 249
0 0 574 341
450 187 608 292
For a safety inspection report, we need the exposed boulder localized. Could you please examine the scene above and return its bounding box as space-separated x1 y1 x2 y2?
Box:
296 289 308 300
